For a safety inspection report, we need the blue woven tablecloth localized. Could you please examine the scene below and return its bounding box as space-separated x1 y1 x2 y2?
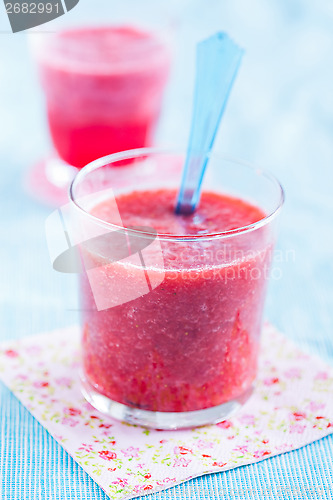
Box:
1 1 333 499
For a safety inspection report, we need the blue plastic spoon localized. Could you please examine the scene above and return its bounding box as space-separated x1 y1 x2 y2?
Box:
175 32 244 215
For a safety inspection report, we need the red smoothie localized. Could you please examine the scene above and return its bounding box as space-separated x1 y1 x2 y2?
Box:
80 189 272 412
36 27 171 168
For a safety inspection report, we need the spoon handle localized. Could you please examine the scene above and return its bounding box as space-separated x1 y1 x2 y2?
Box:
176 32 244 215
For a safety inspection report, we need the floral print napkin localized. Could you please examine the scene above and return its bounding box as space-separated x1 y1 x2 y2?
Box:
0 323 332 500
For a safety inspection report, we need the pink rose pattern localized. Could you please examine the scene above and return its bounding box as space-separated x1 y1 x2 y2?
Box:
0 323 332 500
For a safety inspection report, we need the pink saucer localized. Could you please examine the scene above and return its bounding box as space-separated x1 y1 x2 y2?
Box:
25 157 78 208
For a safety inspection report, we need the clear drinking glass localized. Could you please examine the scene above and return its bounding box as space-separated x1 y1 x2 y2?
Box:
27 26 171 205
69 148 284 429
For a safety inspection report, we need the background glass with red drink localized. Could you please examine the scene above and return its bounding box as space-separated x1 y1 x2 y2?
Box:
27 25 171 204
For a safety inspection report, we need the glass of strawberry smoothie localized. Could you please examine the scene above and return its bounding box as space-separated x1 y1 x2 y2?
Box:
69 149 284 429
27 26 171 205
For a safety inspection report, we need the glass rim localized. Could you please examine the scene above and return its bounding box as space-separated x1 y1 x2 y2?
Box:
69 147 285 242
28 24 173 75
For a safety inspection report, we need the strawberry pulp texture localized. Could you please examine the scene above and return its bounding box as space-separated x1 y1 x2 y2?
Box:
80 189 273 412
38 26 170 168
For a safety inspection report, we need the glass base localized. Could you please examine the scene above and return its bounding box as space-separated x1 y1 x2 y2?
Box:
24 156 77 207
81 375 253 430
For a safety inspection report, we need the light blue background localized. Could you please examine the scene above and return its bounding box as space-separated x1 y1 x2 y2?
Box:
0 0 333 499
